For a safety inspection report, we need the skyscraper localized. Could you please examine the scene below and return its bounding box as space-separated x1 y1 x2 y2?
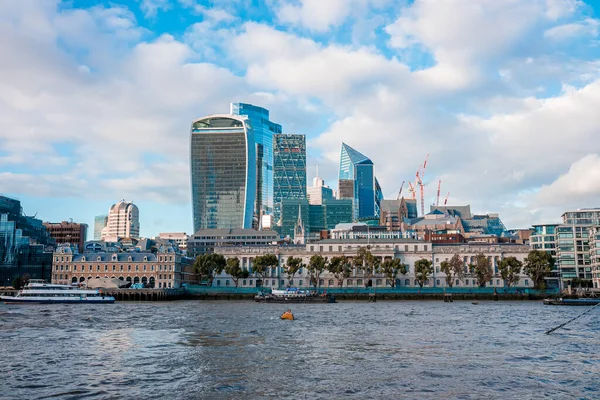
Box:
101 200 140 241
307 174 334 205
273 134 307 224
190 115 256 232
338 143 382 221
231 103 282 226
93 214 107 240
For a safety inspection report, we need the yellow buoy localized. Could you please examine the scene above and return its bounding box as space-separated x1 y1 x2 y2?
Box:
281 309 294 320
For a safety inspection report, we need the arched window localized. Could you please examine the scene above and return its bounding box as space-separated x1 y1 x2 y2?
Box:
134 277 140 284
405 279 410 286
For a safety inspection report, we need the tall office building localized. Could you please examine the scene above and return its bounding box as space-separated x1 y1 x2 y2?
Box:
231 103 282 226
93 214 108 240
338 143 382 221
101 200 140 241
43 221 88 253
190 115 256 231
307 175 334 205
273 134 307 224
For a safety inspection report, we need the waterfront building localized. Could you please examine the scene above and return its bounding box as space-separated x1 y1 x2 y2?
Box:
588 226 600 289
231 103 282 226
0 195 53 286
190 114 256 231
187 228 278 257
531 224 559 288
338 143 382 221
157 232 188 250
554 209 600 286
93 215 108 240
307 175 334 205
330 223 416 240
211 239 533 289
52 242 195 289
100 200 139 242
43 221 88 253
273 134 307 224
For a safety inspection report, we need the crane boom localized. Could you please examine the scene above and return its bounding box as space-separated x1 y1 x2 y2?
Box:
397 181 405 200
444 192 450 206
436 180 441 207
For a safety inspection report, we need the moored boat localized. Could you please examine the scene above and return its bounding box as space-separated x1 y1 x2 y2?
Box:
0 280 115 304
254 288 336 303
543 298 600 306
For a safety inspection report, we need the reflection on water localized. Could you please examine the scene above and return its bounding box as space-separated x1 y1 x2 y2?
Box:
0 301 599 399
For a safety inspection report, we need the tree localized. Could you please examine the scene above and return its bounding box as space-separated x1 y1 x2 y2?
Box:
308 254 328 288
328 256 352 287
381 258 407 287
284 256 304 287
224 257 249 288
523 249 554 290
440 253 464 288
252 254 279 286
470 253 493 287
414 258 433 288
498 256 523 289
12 276 23 290
353 247 380 286
194 254 226 286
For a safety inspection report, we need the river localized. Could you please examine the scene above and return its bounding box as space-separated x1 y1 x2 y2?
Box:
0 300 598 399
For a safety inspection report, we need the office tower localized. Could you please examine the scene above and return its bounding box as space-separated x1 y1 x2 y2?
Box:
93 214 108 240
307 175 334 205
273 134 307 224
231 103 282 226
190 115 256 231
101 200 140 241
43 221 88 253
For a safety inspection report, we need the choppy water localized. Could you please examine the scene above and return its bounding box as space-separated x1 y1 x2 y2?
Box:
0 300 599 399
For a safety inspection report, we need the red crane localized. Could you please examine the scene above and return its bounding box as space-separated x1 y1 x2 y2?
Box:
444 192 450 206
417 154 429 216
436 180 442 207
397 181 405 200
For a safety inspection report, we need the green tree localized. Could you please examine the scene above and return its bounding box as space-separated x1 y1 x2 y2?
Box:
381 258 407 287
498 256 523 289
440 253 464 288
252 254 279 286
284 256 304 287
523 249 554 290
470 253 493 287
414 258 433 288
224 257 249 288
308 254 328 288
12 276 23 290
353 247 380 286
328 256 352 287
194 254 226 286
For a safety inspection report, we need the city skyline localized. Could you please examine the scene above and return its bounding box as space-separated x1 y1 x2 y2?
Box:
2 1 600 237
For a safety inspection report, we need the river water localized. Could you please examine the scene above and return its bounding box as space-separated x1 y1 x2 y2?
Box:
0 300 598 399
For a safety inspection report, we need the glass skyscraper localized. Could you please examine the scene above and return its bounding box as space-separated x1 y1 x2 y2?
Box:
273 134 307 225
231 103 282 226
190 115 256 232
338 143 382 221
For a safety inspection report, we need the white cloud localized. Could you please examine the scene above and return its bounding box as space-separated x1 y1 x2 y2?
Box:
140 0 171 18
544 18 600 39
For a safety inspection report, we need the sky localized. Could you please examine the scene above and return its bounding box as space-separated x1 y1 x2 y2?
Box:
2 0 600 238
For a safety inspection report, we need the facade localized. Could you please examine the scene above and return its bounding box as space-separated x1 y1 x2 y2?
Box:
93 215 108 240
278 198 353 239
307 175 334 205
554 209 600 286
51 244 194 289
157 232 188 250
338 143 381 221
531 224 558 288
190 114 256 231
211 239 533 289
231 103 282 226
0 195 53 287
187 228 278 257
588 227 600 288
273 134 307 224
43 221 88 253
101 200 140 242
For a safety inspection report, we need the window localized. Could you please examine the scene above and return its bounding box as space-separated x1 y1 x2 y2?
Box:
455 279 459 286
299 280 303 286
405 245 408 251
424 245 428 251
243 280 247 286
525 279 529 286
436 258 439 262
436 279 440 285
414 245 418 252
347 279 353 286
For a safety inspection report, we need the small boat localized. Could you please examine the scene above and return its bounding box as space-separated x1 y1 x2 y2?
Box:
543 298 600 306
281 309 294 320
254 288 337 303
0 280 115 304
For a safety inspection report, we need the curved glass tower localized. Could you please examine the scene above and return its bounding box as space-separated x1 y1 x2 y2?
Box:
190 115 256 232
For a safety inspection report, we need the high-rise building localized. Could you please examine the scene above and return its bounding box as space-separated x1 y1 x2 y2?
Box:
338 143 381 221
273 134 307 224
43 221 88 253
278 198 353 239
101 200 140 241
190 115 256 231
93 214 107 240
307 175 334 205
231 103 282 226
530 224 559 288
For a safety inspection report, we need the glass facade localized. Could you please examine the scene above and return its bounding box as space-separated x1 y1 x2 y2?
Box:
94 215 107 240
190 116 256 232
231 103 282 225
278 198 353 238
273 134 307 224
338 143 380 221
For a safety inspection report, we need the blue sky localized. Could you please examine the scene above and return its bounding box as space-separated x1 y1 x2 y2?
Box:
2 0 600 238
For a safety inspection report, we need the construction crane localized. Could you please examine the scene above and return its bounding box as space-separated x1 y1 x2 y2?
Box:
444 192 450 206
436 180 442 207
408 182 416 200
417 154 429 216
396 181 405 200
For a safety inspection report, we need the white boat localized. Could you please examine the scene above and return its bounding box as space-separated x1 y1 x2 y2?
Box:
271 288 309 298
0 280 115 304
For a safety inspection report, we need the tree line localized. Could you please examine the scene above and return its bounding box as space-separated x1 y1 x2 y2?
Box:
193 248 554 290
